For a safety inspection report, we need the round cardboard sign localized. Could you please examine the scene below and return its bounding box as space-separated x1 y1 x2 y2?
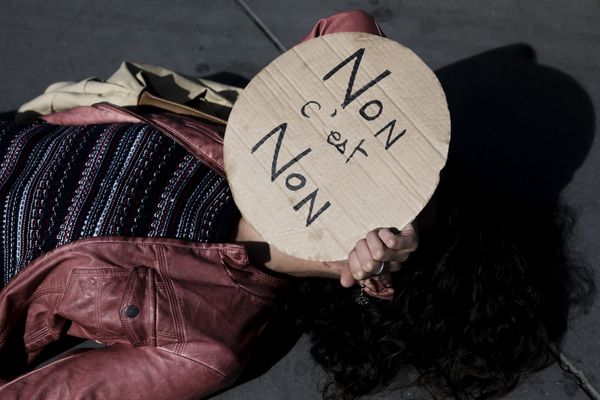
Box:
224 32 450 261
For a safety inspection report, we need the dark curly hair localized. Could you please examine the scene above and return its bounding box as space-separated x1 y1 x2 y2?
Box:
289 166 595 399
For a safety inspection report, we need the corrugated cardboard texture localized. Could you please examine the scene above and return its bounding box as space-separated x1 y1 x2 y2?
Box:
224 32 450 260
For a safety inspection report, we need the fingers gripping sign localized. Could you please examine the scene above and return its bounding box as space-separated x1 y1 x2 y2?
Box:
339 223 418 288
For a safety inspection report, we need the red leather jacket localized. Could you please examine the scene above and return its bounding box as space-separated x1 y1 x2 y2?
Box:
0 103 288 399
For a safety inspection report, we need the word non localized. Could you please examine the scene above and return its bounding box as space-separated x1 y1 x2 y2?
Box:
315 47 407 150
251 123 331 227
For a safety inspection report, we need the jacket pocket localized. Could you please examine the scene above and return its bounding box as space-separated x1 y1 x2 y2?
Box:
57 266 160 347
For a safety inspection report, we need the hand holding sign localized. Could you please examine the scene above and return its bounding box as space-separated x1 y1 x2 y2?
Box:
336 223 418 287
225 32 450 261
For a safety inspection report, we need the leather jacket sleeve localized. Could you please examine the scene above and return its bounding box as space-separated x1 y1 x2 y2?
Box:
0 343 233 400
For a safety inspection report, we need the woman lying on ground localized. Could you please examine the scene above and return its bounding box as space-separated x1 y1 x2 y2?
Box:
0 9 593 400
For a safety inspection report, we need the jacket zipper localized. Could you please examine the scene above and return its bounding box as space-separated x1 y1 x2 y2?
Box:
138 91 228 126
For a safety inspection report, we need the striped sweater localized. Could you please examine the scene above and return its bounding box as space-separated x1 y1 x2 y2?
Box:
0 120 240 287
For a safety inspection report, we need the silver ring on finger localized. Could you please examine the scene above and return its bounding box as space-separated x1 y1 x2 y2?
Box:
374 261 386 276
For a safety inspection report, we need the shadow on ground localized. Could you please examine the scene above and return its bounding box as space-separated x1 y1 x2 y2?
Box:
436 43 595 203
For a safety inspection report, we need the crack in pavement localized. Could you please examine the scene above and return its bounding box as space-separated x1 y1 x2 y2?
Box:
234 0 287 53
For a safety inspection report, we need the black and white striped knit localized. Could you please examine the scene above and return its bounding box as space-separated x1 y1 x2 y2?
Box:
0 121 240 288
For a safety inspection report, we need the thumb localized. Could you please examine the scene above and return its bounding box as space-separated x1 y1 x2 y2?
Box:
339 263 357 288
322 260 356 288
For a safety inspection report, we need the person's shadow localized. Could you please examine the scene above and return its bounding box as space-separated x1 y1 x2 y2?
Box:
436 43 595 203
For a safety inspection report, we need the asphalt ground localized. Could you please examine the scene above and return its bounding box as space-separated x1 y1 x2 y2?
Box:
1 1 599 399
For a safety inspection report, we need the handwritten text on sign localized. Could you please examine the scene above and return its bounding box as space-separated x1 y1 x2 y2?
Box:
250 48 407 227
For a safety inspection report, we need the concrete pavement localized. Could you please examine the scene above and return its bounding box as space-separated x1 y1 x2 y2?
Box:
1 1 598 399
